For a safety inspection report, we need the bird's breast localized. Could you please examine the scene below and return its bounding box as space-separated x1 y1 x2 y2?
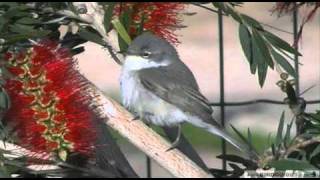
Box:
119 69 186 126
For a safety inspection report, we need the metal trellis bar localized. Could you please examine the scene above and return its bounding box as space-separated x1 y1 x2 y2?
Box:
293 3 300 96
218 8 227 171
210 99 320 106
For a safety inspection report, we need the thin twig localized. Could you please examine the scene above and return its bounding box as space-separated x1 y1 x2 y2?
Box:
283 136 320 158
210 99 320 106
191 2 294 35
260 22 293 34
103 43 123 65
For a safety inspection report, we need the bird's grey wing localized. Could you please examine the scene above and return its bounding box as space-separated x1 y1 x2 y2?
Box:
138 66 220 127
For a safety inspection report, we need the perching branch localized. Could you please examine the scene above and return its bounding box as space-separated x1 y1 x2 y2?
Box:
283 136 320 158
85 83 212 178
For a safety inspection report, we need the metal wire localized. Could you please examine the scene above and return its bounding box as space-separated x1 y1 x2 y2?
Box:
146 156 151 178
210 99 320 106
293 3 300 96
218 8 227 171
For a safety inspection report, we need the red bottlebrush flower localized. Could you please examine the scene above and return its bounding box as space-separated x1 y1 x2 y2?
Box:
3 40 97 161
114 2 187 45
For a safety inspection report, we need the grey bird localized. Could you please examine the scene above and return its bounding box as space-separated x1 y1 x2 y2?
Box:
120 32 252 155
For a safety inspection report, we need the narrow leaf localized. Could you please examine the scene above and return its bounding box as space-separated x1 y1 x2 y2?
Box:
263 31 302 56
230 125 257 155
9 24 35 34
271 49 297 78
268 159 317 170
240 14 263 29
310 145 320 159
271 143 276 156
103 3 115 33
225 5 242 22
283 118 294 147
0 88 10 110
252 29 274 69
275 112 285 146
216 154 258 169
111 18 132 45
257 60 268 87
4 30 50 44
252 37 267 87
78 28 105 46
239 24 254 67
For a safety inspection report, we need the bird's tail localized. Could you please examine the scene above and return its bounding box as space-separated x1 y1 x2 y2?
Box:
188 119 258 159
206 125 258 159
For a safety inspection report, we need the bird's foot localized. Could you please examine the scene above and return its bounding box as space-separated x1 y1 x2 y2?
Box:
165 140 180 152
165 125 182 152
131 115 140 121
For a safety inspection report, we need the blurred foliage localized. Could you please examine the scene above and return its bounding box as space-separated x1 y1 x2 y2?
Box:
214 82 320 177
0 2 319 178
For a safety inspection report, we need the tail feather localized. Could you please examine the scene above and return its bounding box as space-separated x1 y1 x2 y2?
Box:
207 125 247 152
206 125 258 159
187 118 257 158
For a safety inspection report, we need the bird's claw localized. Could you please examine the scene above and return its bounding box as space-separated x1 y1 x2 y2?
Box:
165 138 180 152
131 115 140 121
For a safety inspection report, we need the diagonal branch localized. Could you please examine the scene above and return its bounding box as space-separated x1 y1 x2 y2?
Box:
85 83 212 178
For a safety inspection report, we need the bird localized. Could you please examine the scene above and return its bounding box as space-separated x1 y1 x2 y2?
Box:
119 32 254 156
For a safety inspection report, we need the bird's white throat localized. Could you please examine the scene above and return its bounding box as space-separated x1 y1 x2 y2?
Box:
123 55 170 71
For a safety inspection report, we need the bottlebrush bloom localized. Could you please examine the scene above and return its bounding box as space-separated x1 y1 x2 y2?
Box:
114 2 187 45
3 40 97 161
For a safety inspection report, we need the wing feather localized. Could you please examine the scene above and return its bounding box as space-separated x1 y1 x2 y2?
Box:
138 64 218 126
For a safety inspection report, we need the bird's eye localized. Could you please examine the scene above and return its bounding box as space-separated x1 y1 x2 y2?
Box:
141 51 151 58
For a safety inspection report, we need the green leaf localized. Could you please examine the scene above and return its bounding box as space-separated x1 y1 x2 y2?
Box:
111 18 132 45
239 24 254 72
212 2 227 12
225 5 241 22
78 28 105 46
252 29 274 69
257 62 268 87
103 3 115 33
230 125 257 154
0 17 8 32
275 112 285 147
15 17 41 25
240 14 263 30
216 154 258 169
0 88 10 110
0 2 18 8
3 30 50 44
9 24 35 34
251 35 268 87
283 119 294 147
310 145 320 159
3 7 30 19
251 28 276 87
263 31 302 56
268 159 317 170
117 8 133 52
247 128 257 152
271 143 276 156
271 49 297 78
